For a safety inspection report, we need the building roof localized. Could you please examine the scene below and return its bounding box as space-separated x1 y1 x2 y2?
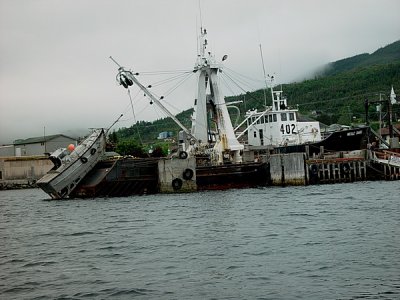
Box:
13 134 76 145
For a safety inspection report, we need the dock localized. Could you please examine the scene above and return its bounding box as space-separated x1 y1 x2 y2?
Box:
2 148 399 195
265 148 400 186
306 157 367 184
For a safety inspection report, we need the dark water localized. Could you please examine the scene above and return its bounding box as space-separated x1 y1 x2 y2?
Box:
0 182 399 300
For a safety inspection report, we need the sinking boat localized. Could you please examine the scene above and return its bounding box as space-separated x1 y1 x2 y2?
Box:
37 129 106 199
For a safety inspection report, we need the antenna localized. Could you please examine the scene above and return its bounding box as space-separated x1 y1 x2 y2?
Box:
259 44 268 107
198 0 203 31
109 56 122 68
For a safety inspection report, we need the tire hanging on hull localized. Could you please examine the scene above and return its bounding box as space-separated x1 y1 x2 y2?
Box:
172 178 183 190
182 168 194 180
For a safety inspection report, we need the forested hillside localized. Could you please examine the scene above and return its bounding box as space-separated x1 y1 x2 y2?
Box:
320 40 400 76
113 40 400 146
231 61 400 125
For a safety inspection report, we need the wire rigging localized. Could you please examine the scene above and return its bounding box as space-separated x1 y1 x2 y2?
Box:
220 72 249 94
162 71 196 98
127 88 143 144
224 66 265 86
148 71 193 88
220 74 237 96
138 69 192 75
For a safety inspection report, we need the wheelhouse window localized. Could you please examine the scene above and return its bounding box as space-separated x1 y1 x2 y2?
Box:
281 113 287 121
289 112 295 121
273 114 277 122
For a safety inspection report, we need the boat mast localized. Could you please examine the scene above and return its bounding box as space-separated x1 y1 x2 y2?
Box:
110 56 196 142
259 44 268 107
192 28 244 163
191 28 209 144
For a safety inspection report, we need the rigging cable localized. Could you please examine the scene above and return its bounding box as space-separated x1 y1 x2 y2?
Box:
138 69 192 75
220 72 262 104
148 71 194 88
127 88 143 144
222 70 260 93
163 71 196 97
220 71 249 94
220 73 237 96
224 66 265 86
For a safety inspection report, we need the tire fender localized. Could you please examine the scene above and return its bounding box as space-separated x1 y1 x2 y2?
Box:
182 168 194 180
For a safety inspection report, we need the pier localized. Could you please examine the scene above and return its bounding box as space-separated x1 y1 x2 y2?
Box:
265 152 369 186
306 158 367 184
2 149 399 195
264 148 399 186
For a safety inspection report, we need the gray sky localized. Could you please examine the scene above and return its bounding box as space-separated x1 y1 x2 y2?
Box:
1 0 399 144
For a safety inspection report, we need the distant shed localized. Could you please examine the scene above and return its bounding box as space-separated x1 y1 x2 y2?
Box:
0 134 77 157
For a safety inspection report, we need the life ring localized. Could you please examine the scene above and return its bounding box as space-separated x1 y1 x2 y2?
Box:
81 157 88 163
182 168 194 180
172 178 183 190
90 148 96 155
310 164 318 175
341 163 350 174
179 151 188 159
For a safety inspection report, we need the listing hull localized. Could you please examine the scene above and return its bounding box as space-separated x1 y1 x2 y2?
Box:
37 129 106 199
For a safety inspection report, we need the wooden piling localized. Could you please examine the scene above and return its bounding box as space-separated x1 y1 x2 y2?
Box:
306 158 367 185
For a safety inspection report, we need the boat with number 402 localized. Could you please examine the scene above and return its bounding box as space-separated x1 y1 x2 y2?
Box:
238 78 370 157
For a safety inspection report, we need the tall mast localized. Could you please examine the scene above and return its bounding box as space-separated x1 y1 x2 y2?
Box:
259 44 268 107
112 26 244 164
192 28 243 163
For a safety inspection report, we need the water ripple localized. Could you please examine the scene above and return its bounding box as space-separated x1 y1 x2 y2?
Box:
0 182 399 300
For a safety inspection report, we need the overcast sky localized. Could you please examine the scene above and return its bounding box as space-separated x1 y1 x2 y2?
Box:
1 0 399 144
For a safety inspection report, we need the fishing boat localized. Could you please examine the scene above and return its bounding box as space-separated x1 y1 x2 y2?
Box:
111 27 245 166
37 26 380 199
237 80 370 157
37 129 106 199
106 27 269 192
70 28 270 198
37 27 270 199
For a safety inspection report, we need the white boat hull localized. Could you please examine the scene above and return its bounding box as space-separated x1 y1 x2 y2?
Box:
37 129 106 199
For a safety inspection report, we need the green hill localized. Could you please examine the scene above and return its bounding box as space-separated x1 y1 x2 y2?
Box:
114 40 400 145
320 40 400 76
116 109 193 143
